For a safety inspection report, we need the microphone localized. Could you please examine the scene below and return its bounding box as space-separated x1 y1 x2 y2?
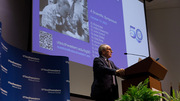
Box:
124 53 160 61
155 58 159 61
124 52 147 57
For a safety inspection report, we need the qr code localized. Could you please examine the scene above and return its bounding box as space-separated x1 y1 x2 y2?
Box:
39 31 53 50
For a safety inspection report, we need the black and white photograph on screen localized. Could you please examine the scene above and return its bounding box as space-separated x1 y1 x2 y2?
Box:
40 0 89 42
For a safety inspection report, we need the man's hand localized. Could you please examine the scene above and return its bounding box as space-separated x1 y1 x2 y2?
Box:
116 68 125 77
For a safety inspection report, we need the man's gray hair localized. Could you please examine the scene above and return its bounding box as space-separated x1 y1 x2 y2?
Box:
98 44 109 56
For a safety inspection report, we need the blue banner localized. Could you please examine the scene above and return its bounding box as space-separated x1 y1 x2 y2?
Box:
0 22 70 101
0 21 2 100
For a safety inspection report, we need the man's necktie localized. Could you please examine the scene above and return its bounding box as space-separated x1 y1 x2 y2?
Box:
107 59 116 85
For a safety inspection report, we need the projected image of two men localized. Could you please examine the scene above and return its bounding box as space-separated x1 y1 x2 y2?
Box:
40 0 89 42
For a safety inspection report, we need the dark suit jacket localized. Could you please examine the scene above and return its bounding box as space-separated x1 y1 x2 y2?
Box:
91 56 119 100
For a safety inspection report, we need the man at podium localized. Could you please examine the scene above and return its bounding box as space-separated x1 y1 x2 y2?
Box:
91 44 125 101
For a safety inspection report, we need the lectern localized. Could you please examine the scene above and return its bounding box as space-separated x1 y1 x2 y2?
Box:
122 57 168 94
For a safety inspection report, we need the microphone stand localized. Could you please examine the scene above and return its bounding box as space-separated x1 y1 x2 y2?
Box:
124 53 147 57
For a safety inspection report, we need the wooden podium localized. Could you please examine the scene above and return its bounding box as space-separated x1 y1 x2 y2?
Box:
122 57 168 94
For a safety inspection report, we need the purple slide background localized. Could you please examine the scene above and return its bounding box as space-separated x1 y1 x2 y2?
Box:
32 0 127 68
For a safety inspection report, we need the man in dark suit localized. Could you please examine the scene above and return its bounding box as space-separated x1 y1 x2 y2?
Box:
91 44 125 101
